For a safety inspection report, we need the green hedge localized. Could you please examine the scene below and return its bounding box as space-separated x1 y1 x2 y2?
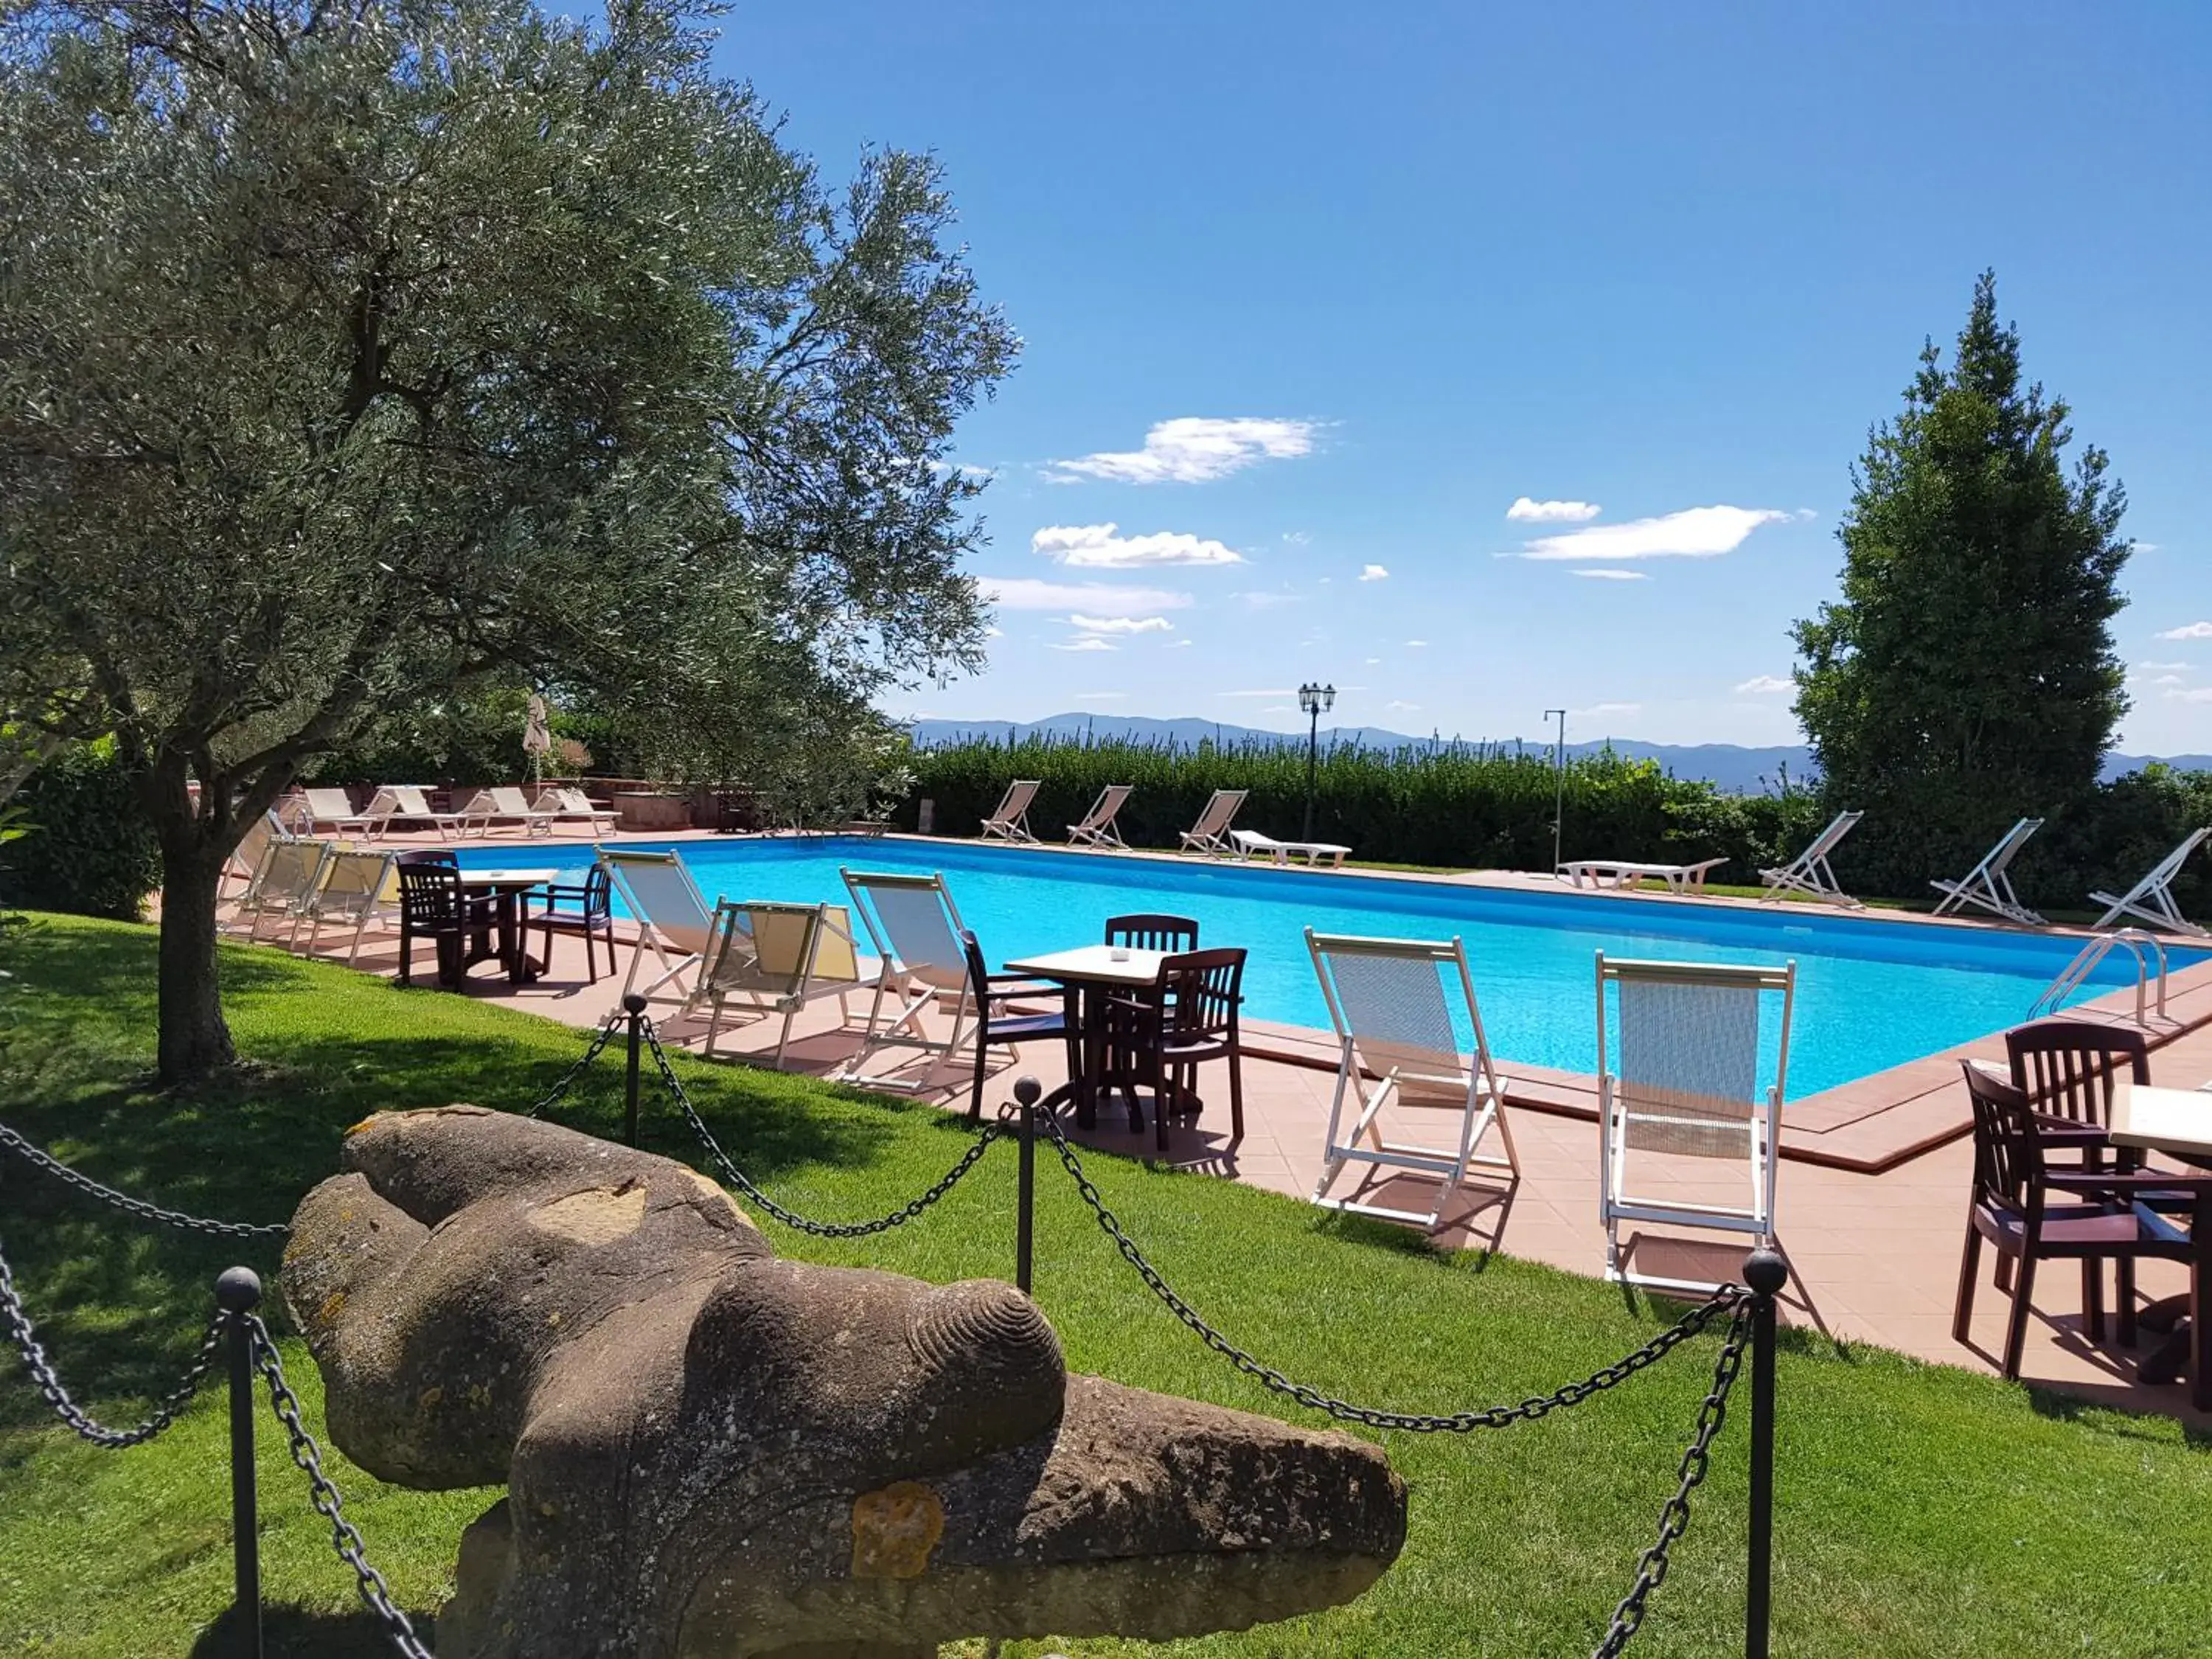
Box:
0 742 163 921
903 736 2211 918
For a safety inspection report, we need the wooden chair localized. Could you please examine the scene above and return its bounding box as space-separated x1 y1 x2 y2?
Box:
533 863 616 982
1106 947 1246 1150
960 931 1077 1124
1954 1061 2211 1397
1104 914 1199 952
394 849 485 988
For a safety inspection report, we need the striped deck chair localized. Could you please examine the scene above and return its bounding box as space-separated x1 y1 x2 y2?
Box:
1596 953 1796 1293
979 779 1042 844
1930 817 2045 925
1177 790 1248 856
1305 930 1519 1231
602 848 721 1001
295 848 400 964
2090 827 2211 937
838 869 989 1090
698 900 875 1068
1759 810 1863 908
1067 784 1133 849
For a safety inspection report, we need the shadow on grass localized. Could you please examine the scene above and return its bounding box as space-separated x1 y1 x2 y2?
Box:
2026 1382 2212 1448
192 1601 438 1658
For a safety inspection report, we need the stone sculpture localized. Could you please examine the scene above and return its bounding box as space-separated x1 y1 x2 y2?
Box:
281 1106 1406 1657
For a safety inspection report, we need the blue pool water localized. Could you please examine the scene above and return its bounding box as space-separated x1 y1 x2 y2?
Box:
460 838 2202 1099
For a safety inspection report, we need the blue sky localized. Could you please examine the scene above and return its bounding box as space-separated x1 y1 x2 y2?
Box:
721 2 2210 754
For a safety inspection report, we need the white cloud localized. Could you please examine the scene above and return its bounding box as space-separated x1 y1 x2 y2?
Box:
2136 541 2161 552
1385 699 1420 712
1363 657 1382 665
1047 417 1319 484
982 625 1004 639
1358 563 1390 582
1281 529 1312 546
2156 622 2212 640
1405 639 1430 648
1734 675 1794 695
1573 702 1642 717
1163 638 1194 649
978 577 1192 616
1234 591 1302 610
2166 686 2212 703
1507 497 1602 523
1520 504 1789 562
1259 705 1298 715
1572 568 1649 582
930 459 998 482
1219 688 1293 698
1067 613 1173 635
1032 522 1244 568
2154 674 2188 686
2138 660 2191 672
1049 636 1116 653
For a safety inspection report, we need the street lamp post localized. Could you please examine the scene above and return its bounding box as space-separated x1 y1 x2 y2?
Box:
1298 682 1336 842
1543 708 1567 876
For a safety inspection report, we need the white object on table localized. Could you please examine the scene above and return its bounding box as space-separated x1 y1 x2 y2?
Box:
1003 945 1169 987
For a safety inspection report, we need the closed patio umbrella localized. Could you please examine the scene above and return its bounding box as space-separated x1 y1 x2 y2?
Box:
524 692 552 783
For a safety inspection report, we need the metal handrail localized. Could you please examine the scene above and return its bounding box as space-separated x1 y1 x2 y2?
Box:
2028 928 2169 1026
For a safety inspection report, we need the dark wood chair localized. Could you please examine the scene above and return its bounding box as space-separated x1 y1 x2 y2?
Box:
1955 1061 2211 1394
534 863 615 982
395 850 487 988
1104 914 1200 952
1107 947 1246 1151
961 931 1078 1124
2005 1019 2149 1150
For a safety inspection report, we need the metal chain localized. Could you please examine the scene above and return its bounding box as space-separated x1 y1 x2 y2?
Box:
0 1236 226 1447
521 1013 621 1119
248 1318 434 1659
643 1020 1000 1238
0 1120 288 1240
1590 1302 1752 1658
1035 1108 1744 1430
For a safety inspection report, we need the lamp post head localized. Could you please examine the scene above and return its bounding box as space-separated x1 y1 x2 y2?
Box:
1298 683 1336 717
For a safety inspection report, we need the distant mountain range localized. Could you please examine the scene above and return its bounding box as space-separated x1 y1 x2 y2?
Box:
908 713 2210 796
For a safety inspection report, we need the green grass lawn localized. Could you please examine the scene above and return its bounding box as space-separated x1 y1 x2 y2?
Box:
2 913 2208 1657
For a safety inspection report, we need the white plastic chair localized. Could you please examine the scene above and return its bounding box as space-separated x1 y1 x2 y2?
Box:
1759 811 1863 908
1596 953 1796 1292
1306 929 1519 1231
1177 790 1248 856
698 900 875 1068
838 868 982 1089
1067 785 1133 849
979 779 1042 843
602 848 721 1001
295 849 400 964
1930 817 2045 925
2090 828 2211 937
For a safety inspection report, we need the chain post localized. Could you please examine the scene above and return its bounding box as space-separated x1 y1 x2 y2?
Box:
1743 1248 1787 1659
215 1267 265 1659
622 992 647 1147
1012 1077 1040 1295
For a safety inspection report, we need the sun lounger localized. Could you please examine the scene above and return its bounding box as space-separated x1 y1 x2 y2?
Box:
979 779 1042 844
533 785 620 836
698 900 876 1068
1759 810 1863 908
1231 829 1352 869
1930 818 2045 925
293 848 400 964
1177 790 1248 856
601 848 722 1001
222 810 290 898
456 785 562 838
1559 858 1728 895
228 837 332 944
361 785 464 841
2090 827 2211 936
1067 785 1133 849
279 787 375 836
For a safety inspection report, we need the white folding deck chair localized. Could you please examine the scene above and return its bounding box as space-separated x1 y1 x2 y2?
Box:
1759 810 1863 908
294 849 400 964
362 785 462 841
221 810 289 899
533 785 621 835
697 900 874 1068
602 848 722 1001
232 838 332 943
1066 785 1133 849
1596 953 1795 1293
280 787 375 835
1178 790 1248 856
1930 817 2045 925
2090 827 2211 937
979 779 1042 844
837 868 984 1090
457 786 562 838
1306 930 1520 1231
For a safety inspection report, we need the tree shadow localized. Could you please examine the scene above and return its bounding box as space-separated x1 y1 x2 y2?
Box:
191 1601 439 1658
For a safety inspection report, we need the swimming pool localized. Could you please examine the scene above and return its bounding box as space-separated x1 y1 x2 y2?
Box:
459 838 2202 1099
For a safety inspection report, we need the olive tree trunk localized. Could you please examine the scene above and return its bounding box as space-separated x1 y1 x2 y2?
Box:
141 757 274 1083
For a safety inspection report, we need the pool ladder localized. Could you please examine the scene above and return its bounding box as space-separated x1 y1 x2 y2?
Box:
2028 928 2170 1026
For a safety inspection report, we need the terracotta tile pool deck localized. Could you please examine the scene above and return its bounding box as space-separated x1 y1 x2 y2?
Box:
291 826 2212 1420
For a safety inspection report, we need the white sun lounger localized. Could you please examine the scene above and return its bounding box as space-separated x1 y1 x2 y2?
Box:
2090 827 2211 937
1178 790 1248 856
279 787 375 836
221 810 290 898
1067 785 1133 849
1597 953 1795 1293
294 848 400 964
457 786 563 838
1759 810 1864 908
602 847 723 1001
1930 817 2045 925
979 780 1042 844
230 838 332 944
1231 829 1352 869
838 868 987 1090
1306 930 1519 1231
361 785 464 841
534 785 621 836
1560 858 1728 896
698 900 876 1068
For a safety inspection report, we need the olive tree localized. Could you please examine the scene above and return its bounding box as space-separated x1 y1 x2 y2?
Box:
0 0 1014 1079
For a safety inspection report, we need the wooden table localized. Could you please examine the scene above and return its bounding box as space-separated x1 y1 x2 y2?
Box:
1001 945 1169 1131
2107 1080 2212 1406
456 869 560 987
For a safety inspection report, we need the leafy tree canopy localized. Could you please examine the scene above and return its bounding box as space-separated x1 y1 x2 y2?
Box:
1791 271 2129 880
0 0 1016 1077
